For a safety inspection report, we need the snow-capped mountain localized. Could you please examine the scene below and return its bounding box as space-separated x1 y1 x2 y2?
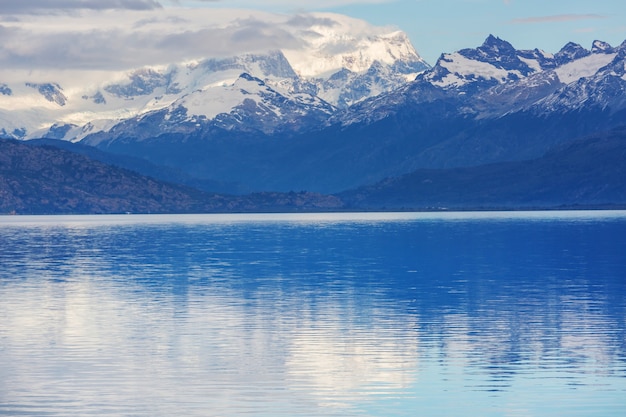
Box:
3 30 626 196
284 29 428 107
422 35 617 92
529 41 626 114
0 13 428 142
82 72 336 145
335 35 625 126
422 35 551 91
306 35 626 192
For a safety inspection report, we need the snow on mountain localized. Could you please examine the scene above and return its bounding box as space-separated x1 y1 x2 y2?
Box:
532 41 626 114
0 12 428 142
283 14 427 78
421 35 618 94
554 42 591 66
281 16 429 106
0 52 306 141
428 52 525 88
591 40 615 54
83 72 336 146
471 41 620 117
2 20 622 149
422 36 554 91
334 36 626 127
554 49 616 84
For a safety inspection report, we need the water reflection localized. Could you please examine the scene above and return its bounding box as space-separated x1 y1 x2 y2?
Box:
0 212 625 416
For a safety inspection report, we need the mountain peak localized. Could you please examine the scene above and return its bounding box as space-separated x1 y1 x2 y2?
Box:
482 35 516 52
424 35 538 89
555 42 590 65
591 40 614 54
282 18 428 79
237 72 264 85
457 35 523 69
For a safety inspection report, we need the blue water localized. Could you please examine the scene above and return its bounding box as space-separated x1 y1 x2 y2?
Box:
1 211 625 416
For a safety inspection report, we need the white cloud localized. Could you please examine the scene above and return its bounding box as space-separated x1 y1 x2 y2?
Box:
0 9 307 71
0 0 393 15
0 0 164 13
0 7 400 74
177 0 393 7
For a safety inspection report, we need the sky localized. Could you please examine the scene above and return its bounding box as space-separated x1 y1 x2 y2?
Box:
172 0 626 64
328 0 626 62
0 0 625 72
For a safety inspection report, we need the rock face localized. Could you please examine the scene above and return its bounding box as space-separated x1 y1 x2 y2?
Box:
25 83 67 106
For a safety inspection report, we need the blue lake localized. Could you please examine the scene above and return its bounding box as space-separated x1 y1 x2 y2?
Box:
1 211 625 416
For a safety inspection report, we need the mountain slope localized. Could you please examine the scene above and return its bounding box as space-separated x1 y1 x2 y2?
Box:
339 128 626 209
0 139 343 214
25 138 249 194
0 139 214 214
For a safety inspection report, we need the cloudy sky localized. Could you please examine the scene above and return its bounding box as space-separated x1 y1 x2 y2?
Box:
0 0 624 72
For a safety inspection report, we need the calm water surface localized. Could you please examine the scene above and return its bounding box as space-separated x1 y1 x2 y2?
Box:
1 211 625 416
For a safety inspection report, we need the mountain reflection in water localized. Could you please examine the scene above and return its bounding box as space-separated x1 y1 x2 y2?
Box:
1 212 625 417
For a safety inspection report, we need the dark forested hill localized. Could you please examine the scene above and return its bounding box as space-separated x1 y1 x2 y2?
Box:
0 139 342 214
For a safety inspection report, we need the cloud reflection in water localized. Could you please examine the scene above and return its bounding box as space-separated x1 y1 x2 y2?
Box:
0 212 625 416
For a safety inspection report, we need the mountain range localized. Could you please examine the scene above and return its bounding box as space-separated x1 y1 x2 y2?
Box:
1 23 625 214
0 15 428 142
